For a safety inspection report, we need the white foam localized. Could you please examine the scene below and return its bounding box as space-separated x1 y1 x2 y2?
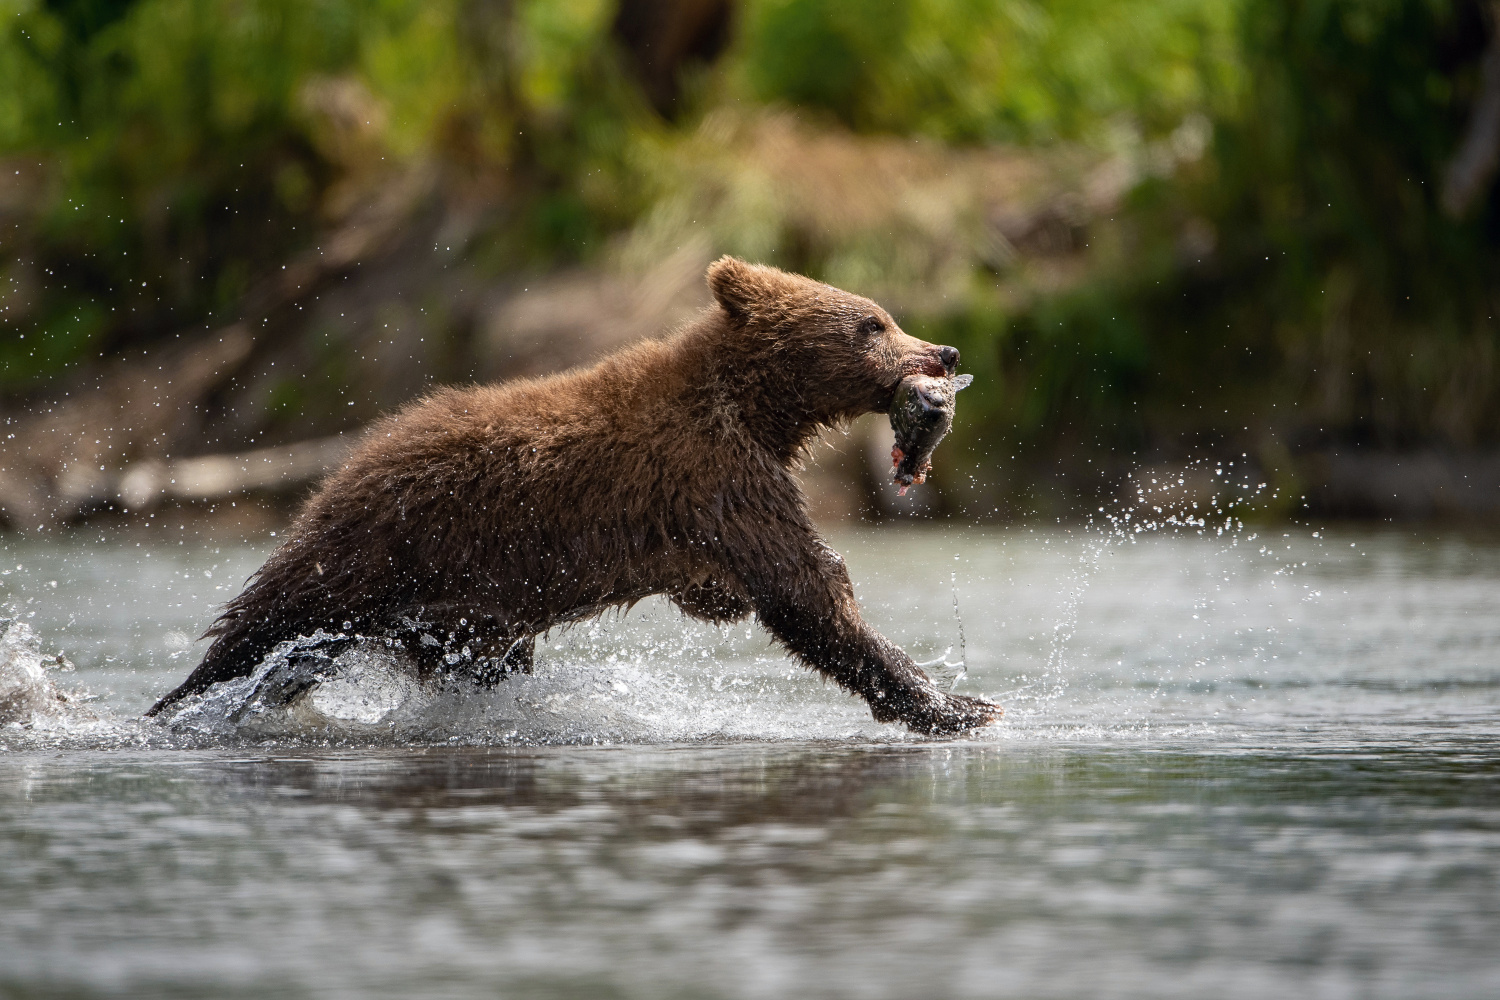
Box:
0 619 117 740
0 619 77 725
152 624 889 746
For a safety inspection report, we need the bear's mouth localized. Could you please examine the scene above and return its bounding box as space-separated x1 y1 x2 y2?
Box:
879 357 950 409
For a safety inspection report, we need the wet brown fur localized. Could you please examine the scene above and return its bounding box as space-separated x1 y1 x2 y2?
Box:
148 258 1000 733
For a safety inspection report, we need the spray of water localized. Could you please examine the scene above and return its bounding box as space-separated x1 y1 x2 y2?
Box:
982 456 1303 728
0 619 128 744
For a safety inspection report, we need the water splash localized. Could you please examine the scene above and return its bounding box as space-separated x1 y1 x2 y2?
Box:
915 571 969 691
0 620 68 726
144 610 892 747
0 619 118 741
990 456 1298 722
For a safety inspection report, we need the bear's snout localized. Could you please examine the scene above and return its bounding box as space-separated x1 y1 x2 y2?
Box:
901 345 956 380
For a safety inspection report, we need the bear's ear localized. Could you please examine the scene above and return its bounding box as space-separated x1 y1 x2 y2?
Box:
706 256 765 320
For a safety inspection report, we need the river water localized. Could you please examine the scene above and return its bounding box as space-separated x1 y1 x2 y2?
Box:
1 515 1498 998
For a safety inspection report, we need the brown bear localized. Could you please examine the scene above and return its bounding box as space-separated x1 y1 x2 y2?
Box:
147 257 1001 734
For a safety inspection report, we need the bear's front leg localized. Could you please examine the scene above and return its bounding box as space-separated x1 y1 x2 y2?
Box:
720 519 1000 735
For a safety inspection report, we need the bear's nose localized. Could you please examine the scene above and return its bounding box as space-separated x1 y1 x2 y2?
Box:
939 346 960 372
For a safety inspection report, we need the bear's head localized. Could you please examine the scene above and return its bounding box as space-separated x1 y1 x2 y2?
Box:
705 257 959 433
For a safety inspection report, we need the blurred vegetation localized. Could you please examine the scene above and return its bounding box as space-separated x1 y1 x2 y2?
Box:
0 0 633 380
956 0 1500 492
2 0 1499 514
738 0 1239 141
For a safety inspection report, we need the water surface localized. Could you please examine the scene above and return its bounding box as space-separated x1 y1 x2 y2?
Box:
1 520 1497 998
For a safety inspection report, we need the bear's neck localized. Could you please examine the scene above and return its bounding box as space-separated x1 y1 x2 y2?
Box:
675 312 833 466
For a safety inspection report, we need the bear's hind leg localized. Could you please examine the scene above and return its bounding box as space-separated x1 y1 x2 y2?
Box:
226 633 359 721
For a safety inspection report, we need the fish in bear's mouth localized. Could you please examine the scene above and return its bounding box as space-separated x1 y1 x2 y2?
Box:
888 373 973 495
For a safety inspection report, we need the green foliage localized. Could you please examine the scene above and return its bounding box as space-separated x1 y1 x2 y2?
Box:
0 0 383 381
0 299 107 382
998 0 1500 456
0 0 654 387
0 0 1244 384
737 0 1242 142
4 0 1497 479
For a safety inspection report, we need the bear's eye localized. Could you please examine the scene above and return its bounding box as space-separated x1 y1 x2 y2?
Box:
856 316 886 337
